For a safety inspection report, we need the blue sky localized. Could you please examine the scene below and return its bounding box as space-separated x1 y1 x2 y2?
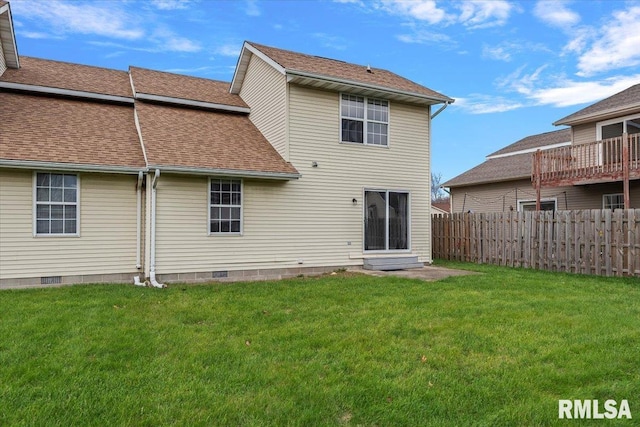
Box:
8 0 640 181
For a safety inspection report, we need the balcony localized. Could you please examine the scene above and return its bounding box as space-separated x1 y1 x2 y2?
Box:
532 133 640 187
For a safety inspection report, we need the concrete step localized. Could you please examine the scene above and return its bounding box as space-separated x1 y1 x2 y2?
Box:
363 256 424 271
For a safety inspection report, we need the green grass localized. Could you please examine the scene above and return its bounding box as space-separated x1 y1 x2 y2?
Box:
1 265 639 426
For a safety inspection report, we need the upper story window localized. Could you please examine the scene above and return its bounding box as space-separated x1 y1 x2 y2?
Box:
209 178 242 234
341 94 388 146
35 172 79 236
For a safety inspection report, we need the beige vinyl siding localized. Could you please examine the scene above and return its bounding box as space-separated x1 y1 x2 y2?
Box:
449 179 640 213
153 85 432 274
239 53 288 160
573 123 596 145
0 40 6 76
0 169 139 279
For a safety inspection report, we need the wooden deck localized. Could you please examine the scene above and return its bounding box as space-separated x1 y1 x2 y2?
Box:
532 133 640 187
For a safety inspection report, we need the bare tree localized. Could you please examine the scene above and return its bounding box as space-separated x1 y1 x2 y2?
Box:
431 172 447 202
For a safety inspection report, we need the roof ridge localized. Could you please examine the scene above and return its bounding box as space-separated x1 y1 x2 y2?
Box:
128 65 232 85
247 41 380 71
20 55 128 74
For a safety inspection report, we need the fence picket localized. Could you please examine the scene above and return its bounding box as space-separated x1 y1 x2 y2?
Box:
432 209 640 278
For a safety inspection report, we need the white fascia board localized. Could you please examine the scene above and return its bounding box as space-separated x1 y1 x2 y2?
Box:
135 92 250 113
0 159 145 174
486 141 571 160
0 2 19 68
230 42 286 94
243 43 286 75
0 81 133 103
150 165 300 180
553 102 640 126
286 69 454 104
132 106 150 167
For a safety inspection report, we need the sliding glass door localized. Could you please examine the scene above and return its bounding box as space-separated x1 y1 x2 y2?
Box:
364 190 409 251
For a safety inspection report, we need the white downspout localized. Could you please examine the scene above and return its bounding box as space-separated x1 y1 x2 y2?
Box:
133 171 145 286
149 169 165 288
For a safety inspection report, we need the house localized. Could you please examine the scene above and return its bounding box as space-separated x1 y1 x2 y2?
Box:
0 1 453 288
444 84 640 212
431 199 450 215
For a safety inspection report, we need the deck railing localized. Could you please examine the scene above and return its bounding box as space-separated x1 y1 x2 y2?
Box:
532 133 640 186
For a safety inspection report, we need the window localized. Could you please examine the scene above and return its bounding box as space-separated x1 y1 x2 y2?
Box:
35 172 78 235
518 199 556 211
364 190 409 251
341 94 388 146
209 179 242 234
603 193 624 210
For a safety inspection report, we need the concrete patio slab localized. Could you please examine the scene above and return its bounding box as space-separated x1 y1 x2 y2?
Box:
349 265 479 281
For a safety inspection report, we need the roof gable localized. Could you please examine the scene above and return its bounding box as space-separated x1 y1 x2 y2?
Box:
231 41 453 106
487 128 571 157
0 0 19 69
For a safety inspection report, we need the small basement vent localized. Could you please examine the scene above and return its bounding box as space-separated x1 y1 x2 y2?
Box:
41 276 62 285
212 271 228 279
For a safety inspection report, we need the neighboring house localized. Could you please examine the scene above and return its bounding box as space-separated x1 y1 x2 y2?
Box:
431 199 450 215
0 2 453 287
444 84 640 212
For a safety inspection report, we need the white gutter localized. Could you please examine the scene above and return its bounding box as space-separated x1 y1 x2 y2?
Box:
135 92 251 114
133 171 145 286
150 164 300 180
0 159 143 174
486 141 571 160
0 81 134 104
149 169 165 288
135 170 144 261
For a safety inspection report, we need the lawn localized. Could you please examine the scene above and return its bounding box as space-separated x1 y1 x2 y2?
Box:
1 263 639 426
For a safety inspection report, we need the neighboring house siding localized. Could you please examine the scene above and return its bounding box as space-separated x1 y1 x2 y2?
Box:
450 179 640 212
152 85 432 275
239 53 288 160
573 123 596 145
0 169 139 280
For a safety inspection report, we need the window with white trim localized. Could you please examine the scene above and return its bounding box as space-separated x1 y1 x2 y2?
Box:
517 199 556 211
603 193 624 210
364 190 409 251
35 172 78 235
209 178 242 234
341 94 388 146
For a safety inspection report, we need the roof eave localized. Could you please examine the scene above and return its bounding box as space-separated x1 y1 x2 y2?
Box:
444 174 531 189
149 164 300 180
553 102 640 126
230 42 286 94
0 159 145 174
286 69 454 106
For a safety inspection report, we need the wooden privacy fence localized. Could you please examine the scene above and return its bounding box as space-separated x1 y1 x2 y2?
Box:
432 210 640 277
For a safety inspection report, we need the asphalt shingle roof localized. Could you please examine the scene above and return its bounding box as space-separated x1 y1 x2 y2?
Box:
0 92 145 168
444 129 571 188
135 101 298 175
129 66 247 108
1 56 132 97
248 41 451 101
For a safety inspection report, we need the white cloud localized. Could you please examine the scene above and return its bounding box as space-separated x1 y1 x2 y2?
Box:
482 41 551 62
482 45 511 61
576 6 640 76
528 75 640 107
215 43 241 57
313 33 348 50
533 0 580 28
454 94 524 114
456 0 514 29
396 30 456 48
11 0 144 40
150 0 194 10
380 0 452 25
245 0 261 16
